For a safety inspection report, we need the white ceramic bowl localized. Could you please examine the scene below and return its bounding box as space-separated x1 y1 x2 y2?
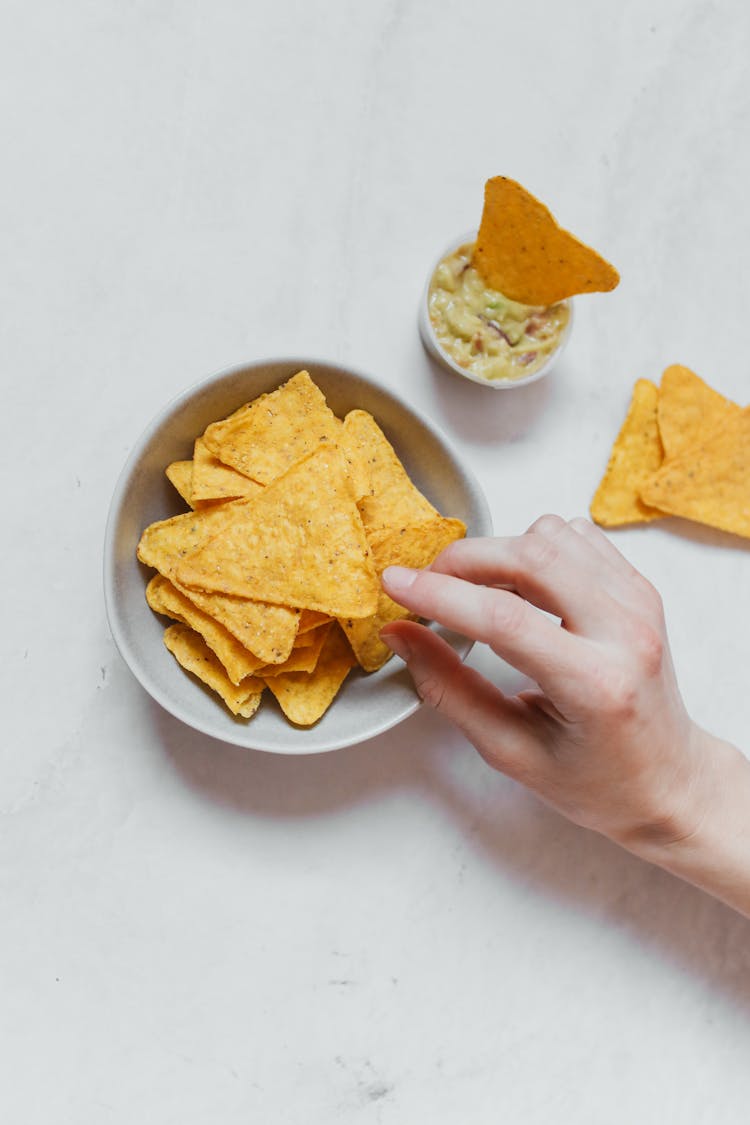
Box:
104 358 493 754
419 230 574 389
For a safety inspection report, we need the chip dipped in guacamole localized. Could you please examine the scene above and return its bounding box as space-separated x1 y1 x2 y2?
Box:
428 240 571 382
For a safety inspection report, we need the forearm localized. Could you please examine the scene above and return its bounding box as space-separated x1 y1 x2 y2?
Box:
628 731 750 918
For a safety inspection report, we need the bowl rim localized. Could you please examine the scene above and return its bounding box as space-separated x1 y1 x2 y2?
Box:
103 355 493 753
419 230 574 390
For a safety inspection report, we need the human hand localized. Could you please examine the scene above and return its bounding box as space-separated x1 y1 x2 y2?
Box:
380 516 740 865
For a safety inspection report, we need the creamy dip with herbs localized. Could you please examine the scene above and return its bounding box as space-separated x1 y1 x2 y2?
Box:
428 241 570 382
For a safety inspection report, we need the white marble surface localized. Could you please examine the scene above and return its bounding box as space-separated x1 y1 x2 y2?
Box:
3 1 750 1120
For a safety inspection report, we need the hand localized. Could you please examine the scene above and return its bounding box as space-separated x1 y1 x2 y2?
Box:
380 516 750 915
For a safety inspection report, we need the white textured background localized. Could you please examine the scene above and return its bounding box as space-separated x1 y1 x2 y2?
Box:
2 1 750 1121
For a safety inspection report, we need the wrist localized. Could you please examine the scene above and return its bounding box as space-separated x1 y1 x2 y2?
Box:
623 726 750 917
615 721 715 856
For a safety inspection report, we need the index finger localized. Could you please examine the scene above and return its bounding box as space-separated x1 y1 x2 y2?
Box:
428 528 623 639
381 565 596 703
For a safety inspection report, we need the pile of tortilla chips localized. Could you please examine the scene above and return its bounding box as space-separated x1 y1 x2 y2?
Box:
590 365 750 538
137 371 466 725
473 176 619 305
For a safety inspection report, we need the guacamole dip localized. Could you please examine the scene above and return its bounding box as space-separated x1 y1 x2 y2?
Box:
427 241 570 382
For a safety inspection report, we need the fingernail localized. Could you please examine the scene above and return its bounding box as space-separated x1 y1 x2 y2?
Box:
381 566 418 594
380 631 411 661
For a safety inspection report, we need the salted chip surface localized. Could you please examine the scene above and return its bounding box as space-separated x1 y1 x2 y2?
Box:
182 589 298 664
191 437 265 503
137 504 300 664
590 380 666 528
176 447 379 618
342 410 438 536
264 625 356 726
298 609 332 634
165 461 195 507
640 408 750 538
201 370 341 485
474 176 619 305
163 623 264 718
146 575 264 685
340 516 467 672
657 365 739 460
196 394 268 450
258 623 330 677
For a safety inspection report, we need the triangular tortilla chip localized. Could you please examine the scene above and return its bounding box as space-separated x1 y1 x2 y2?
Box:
298 609 332 634
163 623 264 717
146 575 265 685
658 365 739 461
201 370 341 485
640 408 750 538
590 380 666 527
258 623 331 677
474 176 619 305
175 447 379 618
165 460 195 507
263 625 356 726
191 437 265 503
340 516 467 671
341 410 438 536
137 503 300 664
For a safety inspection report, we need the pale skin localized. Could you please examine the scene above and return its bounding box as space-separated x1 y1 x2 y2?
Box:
380 515 750 919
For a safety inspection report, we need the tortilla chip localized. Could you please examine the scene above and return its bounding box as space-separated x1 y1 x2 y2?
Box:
590 380 666 527
473 176 619 305
258 623 330 677
163 623 264 717
165 461 195 507
141 373 471 725
657 365 739 460
264 625 356 726
137 504 300 664
298 609 332 634
340 516 467 671
342 410 438 536
146 575 265 685
640 408 750 538
182 590 298 664
191 437 265 503
175 447 379 618
201 370 341 485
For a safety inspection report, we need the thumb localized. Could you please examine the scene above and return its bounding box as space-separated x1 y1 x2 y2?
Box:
380 620 540 778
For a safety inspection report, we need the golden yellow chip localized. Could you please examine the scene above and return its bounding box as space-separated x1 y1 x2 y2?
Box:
146 575 265 685
137 504 300 664
590 380 666 528
138 499 243 569
640 408 750 538
340 516 467 671
176 447 379 618
191 437 265 503
657 364 739 460
164 459 238 511
164 623 264 718
263 625 356 726
474 176 619 306
202 370 341 485
140 374 469 726
341 410 438 536
298 609 332 634
165 461 195 507
258 623 330 677
201 394 268 445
